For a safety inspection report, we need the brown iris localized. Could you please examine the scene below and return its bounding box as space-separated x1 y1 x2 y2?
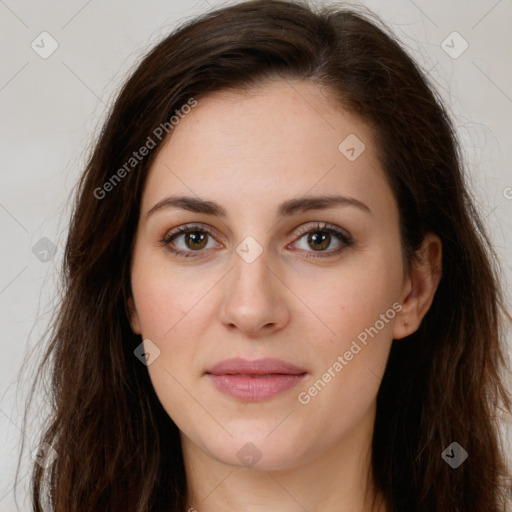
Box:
185 231 208 250
308 231 330 251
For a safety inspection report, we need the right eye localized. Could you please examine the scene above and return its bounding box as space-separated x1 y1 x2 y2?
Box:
161 224 223 258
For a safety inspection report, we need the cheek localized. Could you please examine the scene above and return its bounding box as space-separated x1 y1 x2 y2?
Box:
295 292 395 440
132 284 206 377
294 253 401 352
131 256 215 340
130 267 208 428
293 250 401 411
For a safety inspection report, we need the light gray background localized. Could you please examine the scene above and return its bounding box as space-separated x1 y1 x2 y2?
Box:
1 0 511 509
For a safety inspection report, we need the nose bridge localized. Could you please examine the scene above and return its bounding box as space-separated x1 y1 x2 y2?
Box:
230 239 275 306
230 229 274 295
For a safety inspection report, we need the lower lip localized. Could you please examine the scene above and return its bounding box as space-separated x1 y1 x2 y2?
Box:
206 373 307 401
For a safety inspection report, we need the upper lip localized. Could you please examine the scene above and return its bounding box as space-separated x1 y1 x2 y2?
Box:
206 357 307 375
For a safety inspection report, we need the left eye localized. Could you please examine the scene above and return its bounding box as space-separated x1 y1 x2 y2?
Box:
295 230 340 251
290 223 354 258
161 222 353 259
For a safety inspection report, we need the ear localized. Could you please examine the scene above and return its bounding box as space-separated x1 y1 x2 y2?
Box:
393 232 442 339
126 296 142 335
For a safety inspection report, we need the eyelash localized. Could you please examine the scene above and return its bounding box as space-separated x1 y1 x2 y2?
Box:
160 222 354 259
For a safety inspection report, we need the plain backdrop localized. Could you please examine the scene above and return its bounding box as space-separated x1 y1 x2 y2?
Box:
1 0 511 509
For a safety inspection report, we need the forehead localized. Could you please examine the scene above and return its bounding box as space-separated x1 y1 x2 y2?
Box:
141 79 393 219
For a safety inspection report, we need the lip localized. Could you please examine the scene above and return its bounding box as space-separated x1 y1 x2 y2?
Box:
205 358 307 402
206 357 306 376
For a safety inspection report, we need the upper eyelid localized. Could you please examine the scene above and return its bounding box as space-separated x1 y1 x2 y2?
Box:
165 223 224 242
292 221 350 238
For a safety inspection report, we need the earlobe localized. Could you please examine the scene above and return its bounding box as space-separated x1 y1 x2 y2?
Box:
393 233 442 340
126 296 142 335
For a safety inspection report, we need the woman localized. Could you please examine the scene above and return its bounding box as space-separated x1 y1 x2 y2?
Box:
23 0 511 510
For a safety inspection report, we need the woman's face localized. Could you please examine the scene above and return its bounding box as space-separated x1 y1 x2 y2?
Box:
128 79 410 470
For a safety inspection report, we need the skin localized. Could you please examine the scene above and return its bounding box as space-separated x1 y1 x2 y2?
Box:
128 79 442 512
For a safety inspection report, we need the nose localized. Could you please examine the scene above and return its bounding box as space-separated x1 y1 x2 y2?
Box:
218 248 290 337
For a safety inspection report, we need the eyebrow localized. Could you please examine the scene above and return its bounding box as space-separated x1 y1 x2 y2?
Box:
146 194 371 219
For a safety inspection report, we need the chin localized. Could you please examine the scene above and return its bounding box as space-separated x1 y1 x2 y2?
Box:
201 429 313 471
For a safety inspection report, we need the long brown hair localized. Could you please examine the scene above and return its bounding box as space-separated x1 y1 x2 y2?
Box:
21 0 511 510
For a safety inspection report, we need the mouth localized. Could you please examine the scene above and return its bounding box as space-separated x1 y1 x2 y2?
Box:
206 357 306 375
205 357 307 402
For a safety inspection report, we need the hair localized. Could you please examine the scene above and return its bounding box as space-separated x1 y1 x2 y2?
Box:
20 0 511 510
